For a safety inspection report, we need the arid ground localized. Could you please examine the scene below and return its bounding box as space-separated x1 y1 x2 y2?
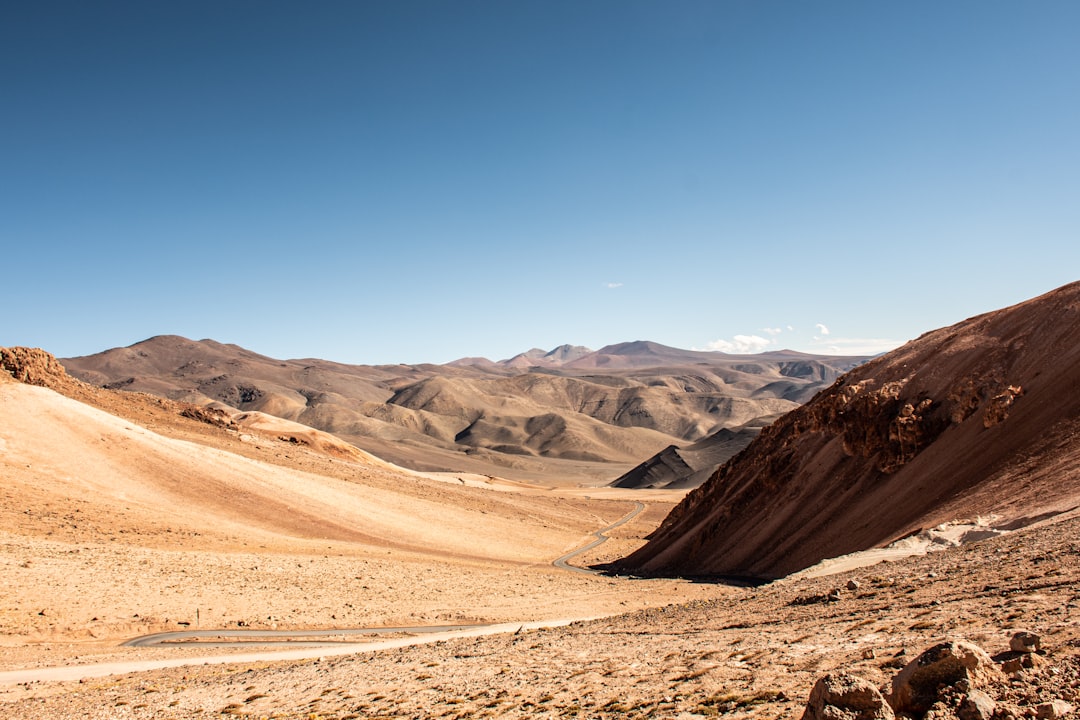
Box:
3 290 1080 720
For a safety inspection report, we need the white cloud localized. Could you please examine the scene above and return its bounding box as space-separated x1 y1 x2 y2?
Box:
761 327 783 336
706 334 773 354
813 337 907 355
815 323 830 336
606 282 623 289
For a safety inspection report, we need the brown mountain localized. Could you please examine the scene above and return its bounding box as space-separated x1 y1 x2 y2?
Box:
618 281 1080 580
608 417 778 490
62 338 867 483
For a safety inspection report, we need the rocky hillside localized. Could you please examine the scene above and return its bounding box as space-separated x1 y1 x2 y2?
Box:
619 281 1080 579
62 338 866 482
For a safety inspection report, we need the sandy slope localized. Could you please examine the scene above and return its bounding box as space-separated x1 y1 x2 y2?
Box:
1 382 567 559
0 363 717 674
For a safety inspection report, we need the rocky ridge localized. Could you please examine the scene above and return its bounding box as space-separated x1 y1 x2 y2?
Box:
620 281 1080 579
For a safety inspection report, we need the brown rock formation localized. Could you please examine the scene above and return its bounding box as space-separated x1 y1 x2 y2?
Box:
888 641 1004 716
0 346 76 390
619 281 1080 579
801 672 894 720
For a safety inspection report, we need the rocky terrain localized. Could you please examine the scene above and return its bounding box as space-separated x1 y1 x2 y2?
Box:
61 337 866 484
4 285 1080 719
4 504 1080 719
621 281 1080 579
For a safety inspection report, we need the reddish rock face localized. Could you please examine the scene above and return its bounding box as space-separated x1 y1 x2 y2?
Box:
0 347 74 388
619 281 1080 579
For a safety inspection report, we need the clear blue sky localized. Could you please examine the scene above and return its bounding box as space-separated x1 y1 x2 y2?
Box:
3 1 1078 364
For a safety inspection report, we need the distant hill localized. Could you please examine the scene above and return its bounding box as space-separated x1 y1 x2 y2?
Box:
608 417 780 490
618 281 1080 579
63 338 869 483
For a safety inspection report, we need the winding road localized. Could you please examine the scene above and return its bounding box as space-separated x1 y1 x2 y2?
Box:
0 501 647 686
553 501 644 574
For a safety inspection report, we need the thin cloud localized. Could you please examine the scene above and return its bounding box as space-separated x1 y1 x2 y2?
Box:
815 323 830 336
813 337 907 355
761 327 783 336
705 334 773 354
606 282 623 289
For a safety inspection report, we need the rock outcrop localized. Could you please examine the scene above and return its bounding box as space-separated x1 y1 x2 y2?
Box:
0 346 76 390
619 281 1080 579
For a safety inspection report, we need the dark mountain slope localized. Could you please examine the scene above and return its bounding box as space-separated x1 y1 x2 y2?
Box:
609 418 778 490
619 281 1080 579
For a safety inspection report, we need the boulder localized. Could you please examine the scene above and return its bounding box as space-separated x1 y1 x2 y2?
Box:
1010 630 1041 654
801 672 894 720
888 641 1004 716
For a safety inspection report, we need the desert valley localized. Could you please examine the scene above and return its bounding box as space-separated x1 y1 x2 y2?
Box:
2 281 1080 720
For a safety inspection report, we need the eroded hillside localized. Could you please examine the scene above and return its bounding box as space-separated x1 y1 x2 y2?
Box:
620 281 1080 579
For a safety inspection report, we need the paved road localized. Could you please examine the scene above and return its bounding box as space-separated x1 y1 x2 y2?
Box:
553 501 644 574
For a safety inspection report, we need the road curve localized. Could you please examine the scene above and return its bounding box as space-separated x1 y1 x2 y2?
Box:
123 623 492 648
0 619 595 687
553 501 645 574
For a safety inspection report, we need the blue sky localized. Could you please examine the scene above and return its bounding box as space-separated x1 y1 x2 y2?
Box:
3 1 1078 364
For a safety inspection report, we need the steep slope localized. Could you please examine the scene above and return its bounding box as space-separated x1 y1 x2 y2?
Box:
619 281 1080 579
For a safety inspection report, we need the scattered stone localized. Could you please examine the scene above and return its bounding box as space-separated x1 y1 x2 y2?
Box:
1002 657 1024 675
889 641 1004 716
958 690 997 720
847 579 861 591
1037 700 1074 719
1003 652 1045 675
801 671 894 720
828 588 843 602
1010 631 1041 654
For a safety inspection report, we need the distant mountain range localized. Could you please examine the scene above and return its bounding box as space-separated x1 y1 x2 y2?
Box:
449 340 845 372
61 339 868 484
619 281 1080 579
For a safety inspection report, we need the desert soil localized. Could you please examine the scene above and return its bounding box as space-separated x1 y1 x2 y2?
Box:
4 511 1080 719
3 355 1079 719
